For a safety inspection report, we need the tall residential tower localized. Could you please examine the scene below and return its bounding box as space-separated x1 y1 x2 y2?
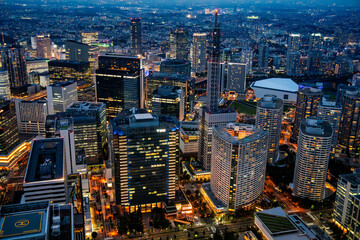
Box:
256 95 283 163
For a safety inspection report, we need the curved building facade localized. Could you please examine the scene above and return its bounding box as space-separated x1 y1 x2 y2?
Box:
160 59 191 77
292 86 323 141
210 123 268 210
256 95 283 163
293 117 332 201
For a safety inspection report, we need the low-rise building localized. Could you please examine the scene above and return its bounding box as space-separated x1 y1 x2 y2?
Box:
255 207 318 240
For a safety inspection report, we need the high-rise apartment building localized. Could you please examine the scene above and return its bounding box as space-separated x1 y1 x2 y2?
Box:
15 99 48 135
338 89 360 155
198 11 237 171
0 101 20 155
151 85 185 121
190 33 207 74
0 46 28 91
35 34 52 59
47 81 78 115
95 54 144 119
287 33 301 52
210 123 268 210
307 34 322 73
348 194 360 240
318 99 341 152
111 109 178 211
286 34 301 76
308 33 322 52
239 47 253 75
0 71 10 101
64 40 90 63
293 117 332 201
48 60 92 84
130 18 142 56
286 52 301 76
170 29 189 60
256 95 283 163
292 86 323 141
258 40 269 70
334 173 360 229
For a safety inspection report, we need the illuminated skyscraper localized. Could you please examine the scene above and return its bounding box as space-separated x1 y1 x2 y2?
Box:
0 46 28 92
198 10 237 171
287 52 301 76
240 47 253 75
258 40 269 70
130 18 142 56
225 63 247 93
292 86 323 141
35 34 52 59
338 89 360 155
308 33 322 52
190 33 207 74
95 54 144 119
256 95 283 163
0 101 20 155
286 34 301 76
0 71 10 101
151 85 185 121
287 33 301 52
170 29 189 60
318 99 341 152
307 33 322 73
333 173 360 229
210 123 268 210
111 109 178 211
293 117 332 201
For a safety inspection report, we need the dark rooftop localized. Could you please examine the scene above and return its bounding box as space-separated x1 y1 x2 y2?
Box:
25 138 64 183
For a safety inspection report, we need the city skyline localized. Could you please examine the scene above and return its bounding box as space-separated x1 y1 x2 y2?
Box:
0 0 359 239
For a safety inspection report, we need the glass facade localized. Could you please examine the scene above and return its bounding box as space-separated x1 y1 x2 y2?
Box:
96 54 143 119
0 101 20 155
48 60 92 84
111 109 178 210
